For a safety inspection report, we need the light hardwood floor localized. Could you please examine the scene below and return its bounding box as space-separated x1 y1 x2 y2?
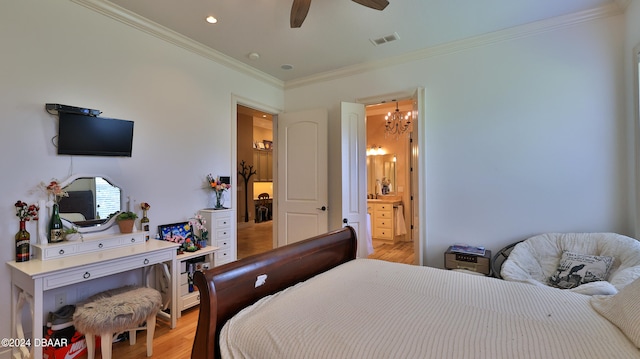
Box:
103 221 413 358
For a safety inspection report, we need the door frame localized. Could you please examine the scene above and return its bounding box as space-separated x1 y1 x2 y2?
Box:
232 94 282 250
232 88 425 266
356 88 425 265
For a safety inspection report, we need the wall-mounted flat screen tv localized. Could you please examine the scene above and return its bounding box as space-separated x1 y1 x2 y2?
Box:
57 112 134 157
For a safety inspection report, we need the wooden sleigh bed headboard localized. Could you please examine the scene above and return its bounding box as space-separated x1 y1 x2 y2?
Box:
191 226 358 359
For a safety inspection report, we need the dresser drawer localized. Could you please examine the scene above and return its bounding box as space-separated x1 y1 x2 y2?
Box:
213 216 231 228
180 291 201 311
215 238 232 250
215 249 233 265
215 228 231 239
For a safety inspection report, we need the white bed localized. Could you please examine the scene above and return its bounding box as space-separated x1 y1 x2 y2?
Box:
191 228 640 359
220 259 639 359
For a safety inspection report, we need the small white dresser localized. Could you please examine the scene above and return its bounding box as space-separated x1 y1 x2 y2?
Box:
199 208 236 266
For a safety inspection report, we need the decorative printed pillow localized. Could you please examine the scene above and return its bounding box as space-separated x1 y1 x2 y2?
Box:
548 251 613 289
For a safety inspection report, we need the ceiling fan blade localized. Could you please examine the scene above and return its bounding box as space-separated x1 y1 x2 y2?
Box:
351 0 389 11
290 0 312 28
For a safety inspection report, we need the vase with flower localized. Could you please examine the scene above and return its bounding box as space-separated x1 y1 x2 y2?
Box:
207 174 231 210
43 180 68 243
14 200 39 262
189 214 209 248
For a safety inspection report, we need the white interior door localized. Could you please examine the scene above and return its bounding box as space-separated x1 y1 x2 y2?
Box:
277 108 329 246
340 102 370 257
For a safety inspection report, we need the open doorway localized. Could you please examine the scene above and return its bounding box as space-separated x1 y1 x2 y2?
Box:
236 104 275 259
364 99 415 265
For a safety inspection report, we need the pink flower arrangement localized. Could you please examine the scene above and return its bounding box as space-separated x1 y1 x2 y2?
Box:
15 201 40 222
140 202 151 211
189 214 209 243
41 180 68 203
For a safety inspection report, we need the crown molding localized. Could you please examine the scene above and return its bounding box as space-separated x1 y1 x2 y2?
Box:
71 0 284 89
70 0 623 92
284 2 624 90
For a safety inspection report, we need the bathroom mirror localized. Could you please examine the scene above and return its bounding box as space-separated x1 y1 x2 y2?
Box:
367 154 396 196
56 174 123 233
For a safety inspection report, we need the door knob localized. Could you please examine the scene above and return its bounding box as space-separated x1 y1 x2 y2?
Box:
317 206 327 211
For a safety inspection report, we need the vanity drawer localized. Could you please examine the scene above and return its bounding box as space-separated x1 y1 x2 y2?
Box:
41 243 78 259
42 250 172 290
34 232 147 260
122 234 146 245
374 210 392 220
77 238 122 253
373 227 393 240
374 203 393 212
377 219 392 229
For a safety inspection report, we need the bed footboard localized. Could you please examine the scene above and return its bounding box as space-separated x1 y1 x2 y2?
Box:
191 226 358 359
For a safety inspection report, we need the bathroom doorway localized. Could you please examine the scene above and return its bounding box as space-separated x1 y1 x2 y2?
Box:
364 99 415 264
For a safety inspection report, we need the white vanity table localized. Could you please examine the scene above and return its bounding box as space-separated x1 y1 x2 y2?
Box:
6 174 234 358
7 236 180 359
6 174 187 359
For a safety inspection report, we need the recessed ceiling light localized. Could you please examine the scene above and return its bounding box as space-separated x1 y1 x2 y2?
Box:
248 52 260 60
281 64 294 70
206 16 217 24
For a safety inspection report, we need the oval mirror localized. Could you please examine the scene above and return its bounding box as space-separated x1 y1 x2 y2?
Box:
56 175 123 232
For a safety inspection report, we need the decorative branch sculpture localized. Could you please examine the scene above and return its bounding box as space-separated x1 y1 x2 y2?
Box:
238 160 257 222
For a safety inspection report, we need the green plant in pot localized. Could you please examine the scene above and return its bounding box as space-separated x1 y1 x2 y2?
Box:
116 211 138 234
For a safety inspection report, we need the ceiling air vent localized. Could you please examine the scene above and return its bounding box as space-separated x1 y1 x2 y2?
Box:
370 32 400 46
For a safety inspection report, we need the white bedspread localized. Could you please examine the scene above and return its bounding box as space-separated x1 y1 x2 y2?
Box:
220 259 639 359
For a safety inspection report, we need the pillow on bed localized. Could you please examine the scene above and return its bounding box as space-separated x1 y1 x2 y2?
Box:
591 277 640 348
548 251 613 289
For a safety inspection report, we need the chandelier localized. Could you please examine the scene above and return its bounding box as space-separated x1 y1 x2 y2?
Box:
385 101 412 138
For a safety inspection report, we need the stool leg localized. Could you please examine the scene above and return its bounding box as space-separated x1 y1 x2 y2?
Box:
85 334 96 359
129 329 137 345
100 332 114 359
146 314 157 357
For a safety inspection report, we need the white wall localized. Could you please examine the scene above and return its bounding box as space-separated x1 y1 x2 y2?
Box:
0 0 283 346
285 12 629 268
624 1 640 237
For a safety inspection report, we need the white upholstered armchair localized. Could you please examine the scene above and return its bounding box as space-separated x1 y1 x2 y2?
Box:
500 233 640 296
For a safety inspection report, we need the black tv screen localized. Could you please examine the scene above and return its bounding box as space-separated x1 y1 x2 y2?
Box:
58 112 134 157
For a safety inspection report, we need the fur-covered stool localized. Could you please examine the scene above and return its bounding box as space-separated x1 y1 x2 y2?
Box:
73 286 162 359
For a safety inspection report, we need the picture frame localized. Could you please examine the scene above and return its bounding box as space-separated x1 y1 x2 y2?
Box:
158 221 193 242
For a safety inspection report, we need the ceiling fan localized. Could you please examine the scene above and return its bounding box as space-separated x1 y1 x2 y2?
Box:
290 0 389 28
